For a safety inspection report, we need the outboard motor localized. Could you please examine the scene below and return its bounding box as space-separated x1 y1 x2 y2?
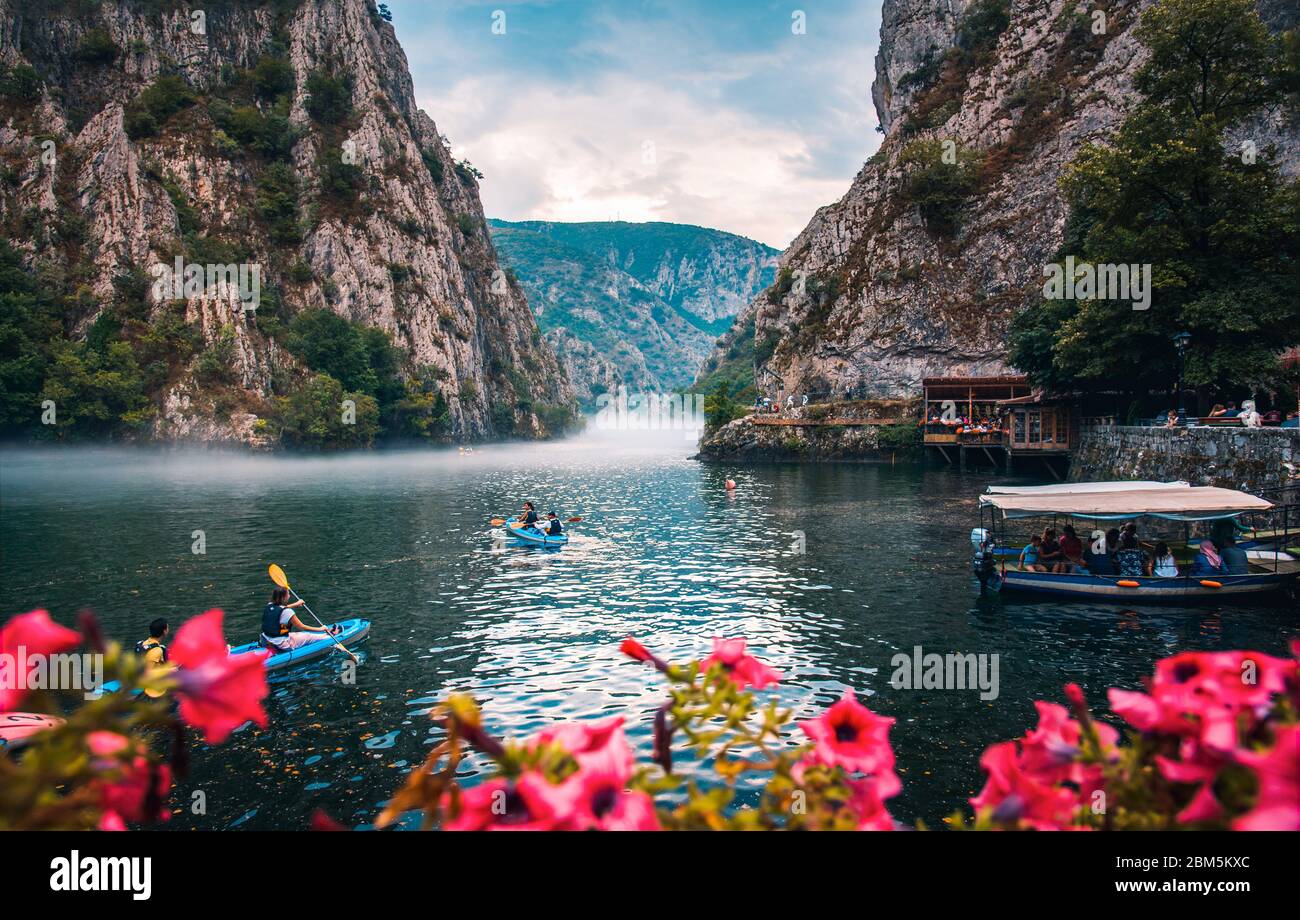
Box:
971 528 1002 593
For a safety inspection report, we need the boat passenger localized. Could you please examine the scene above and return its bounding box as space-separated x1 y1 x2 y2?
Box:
261 587 335 652
1057 525 1086 573
1019 534 1047 572
1283 411 1298 429
1219 535 1250 575
1191 541 1226 577
1115 533 1149 577
1152 541 1179 578
1223 402 1240 418
1085 528 1118 575
545 512 564 536
1038 528 1064 570
1163 410 1179 428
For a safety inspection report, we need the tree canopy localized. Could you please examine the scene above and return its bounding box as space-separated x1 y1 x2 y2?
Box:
1009 0 1300 402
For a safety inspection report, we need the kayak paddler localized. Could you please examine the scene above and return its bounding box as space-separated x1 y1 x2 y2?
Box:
544 512 564 536
261 586 338 652
516 501 540 531
134 618 173 698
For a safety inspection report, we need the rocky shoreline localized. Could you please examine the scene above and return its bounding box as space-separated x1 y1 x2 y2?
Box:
695 399 921 463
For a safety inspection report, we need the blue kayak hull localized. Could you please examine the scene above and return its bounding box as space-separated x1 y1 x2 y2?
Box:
507 524 568 546
101 618 370 693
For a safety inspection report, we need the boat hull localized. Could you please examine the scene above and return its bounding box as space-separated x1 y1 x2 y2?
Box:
998 570 1293 602
507 523 568 547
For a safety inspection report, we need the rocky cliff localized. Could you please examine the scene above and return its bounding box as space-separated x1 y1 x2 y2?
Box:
702 0 1298 402
0 0 575 445
489 219 778 406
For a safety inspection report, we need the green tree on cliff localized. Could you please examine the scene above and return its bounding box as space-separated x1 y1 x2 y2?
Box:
1009 0 1300 399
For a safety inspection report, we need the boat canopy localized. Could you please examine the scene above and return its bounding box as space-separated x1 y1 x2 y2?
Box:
984 481 1190 496
979 485 1273 521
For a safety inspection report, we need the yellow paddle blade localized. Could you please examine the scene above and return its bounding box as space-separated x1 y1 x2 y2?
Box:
490 518 506 526
268 563 290 589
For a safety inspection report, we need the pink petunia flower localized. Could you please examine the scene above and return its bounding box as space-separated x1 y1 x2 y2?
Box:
443 773 566 831
541 767 661 831
1020 701 1117 798
798 689 898 792
1232 725 1300 831
0 609 81 710
846 775 896 831
531 716 634 783
93 753 174 831
701 637 782 691
1109 650 1296 754
169 609 269 745
970 741 1081 831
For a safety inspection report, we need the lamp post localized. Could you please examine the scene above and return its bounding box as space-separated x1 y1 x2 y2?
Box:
1173 331 1192 425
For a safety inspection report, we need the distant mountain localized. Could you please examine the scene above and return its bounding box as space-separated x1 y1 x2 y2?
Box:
488 220 778 406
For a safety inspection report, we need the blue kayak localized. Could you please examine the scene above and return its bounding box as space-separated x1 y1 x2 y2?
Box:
507 522 568 547
100 619 370 693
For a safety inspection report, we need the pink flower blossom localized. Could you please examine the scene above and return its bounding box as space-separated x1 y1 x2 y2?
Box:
531 716 633 782
169 609 269 744
799 689 898 793
0 610 81 710
701 637 782 691
87 732 172 826
1019 701 1116 798
970 741 1081 831
443 773 566 831
1109 650 1296 753
542 767 661 831
846 775 895 830
1232 725 1300 831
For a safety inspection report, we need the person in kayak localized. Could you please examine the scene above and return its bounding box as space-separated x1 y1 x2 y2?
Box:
516 501 540 532
261 587 335 652
135 618 172 699
135 618 169 667
545 511 564 536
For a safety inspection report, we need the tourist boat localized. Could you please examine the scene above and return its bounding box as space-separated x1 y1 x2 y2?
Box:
972 481 1299 602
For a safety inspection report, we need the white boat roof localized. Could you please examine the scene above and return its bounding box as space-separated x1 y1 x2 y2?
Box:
980 485 1272 520
984 481 1190 495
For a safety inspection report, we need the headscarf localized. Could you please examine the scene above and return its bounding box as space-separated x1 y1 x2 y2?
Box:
1200 540 1223 569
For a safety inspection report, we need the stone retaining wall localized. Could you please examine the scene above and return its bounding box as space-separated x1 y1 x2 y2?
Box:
1071 426 1299 493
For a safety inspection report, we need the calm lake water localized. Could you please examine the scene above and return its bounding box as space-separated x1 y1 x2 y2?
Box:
1 430 1295 829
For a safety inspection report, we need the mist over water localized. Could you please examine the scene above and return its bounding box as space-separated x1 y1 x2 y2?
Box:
2 431 1294 828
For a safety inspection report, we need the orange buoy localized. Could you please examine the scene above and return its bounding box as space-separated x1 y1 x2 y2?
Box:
725 479 737 491
1117 580 1140 588
1200 580 1222 589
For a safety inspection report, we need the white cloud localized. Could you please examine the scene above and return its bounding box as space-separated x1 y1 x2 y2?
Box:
421 74 861 249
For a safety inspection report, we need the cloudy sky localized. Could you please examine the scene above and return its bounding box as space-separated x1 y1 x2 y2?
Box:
386 0 884 250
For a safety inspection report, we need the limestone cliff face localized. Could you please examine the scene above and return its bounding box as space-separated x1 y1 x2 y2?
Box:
490 220 778 406
708 0 1298 402
1 0 574 443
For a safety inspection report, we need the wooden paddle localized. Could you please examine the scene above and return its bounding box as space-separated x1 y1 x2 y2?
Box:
267 564 359 664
